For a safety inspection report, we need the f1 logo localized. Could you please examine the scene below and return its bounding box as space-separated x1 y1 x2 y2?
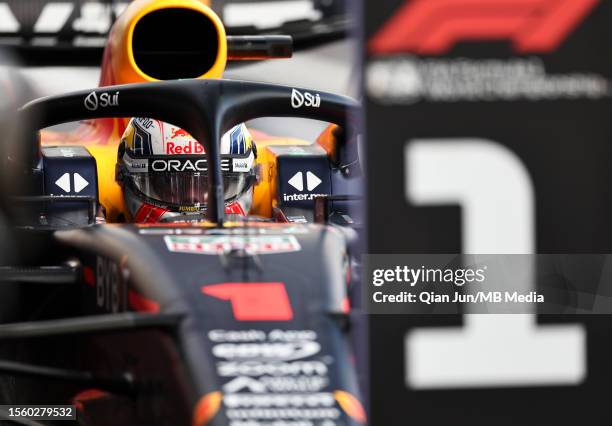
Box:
369 0 599 55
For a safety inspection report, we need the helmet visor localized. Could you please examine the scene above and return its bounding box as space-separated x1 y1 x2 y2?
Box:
121 150 255 210
130 172 251 207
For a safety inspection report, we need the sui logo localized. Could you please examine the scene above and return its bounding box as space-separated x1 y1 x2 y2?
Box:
84 91 119 111
291 88 321 109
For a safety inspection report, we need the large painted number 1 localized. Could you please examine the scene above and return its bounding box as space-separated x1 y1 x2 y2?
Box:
404 139 585 388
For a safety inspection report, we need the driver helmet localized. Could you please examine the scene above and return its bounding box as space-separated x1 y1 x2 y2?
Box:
116 117 257 223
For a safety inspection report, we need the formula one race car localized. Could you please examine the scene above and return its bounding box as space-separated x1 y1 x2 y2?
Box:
0 1 365 425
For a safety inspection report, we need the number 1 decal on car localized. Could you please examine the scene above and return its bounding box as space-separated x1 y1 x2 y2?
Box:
202 282 293 321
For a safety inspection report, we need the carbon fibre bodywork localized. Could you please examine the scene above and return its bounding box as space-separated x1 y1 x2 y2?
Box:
54 222 362 425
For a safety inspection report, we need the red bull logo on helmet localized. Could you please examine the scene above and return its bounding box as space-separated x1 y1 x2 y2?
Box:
165 140 206 155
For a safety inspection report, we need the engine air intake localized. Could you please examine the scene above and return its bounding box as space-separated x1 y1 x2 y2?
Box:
132 8 220 80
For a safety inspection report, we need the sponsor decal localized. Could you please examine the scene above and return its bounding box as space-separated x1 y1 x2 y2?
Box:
171 127 190 139
205 226 309 236
203 282 293 321
291 89 321 109
221 374 338 399
55 173 71 192
178 205 202 213
73 173 89 193
100 91 119 108
135 117 155 130
224 376 267 393
287 216 308 224
152 158 206 172
164 235 301 255
288 171 321 192
283 192 327 202
96 257 121 313
223 392 335 408
138 228 204 236
284 171 327 202
84 91 98 111
123 155 148 173
209 329 268 343
209 329 340 424
369 0 600 55
209 329 317 343
268 330 318 342
210 330 321 362
212 341 320 362
150 158 231 172
58 147 76 157
258 376 328 393
225 408 340 422
232 152 254 172
166 140 205 155
84 91 119 111
217 360 328 377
